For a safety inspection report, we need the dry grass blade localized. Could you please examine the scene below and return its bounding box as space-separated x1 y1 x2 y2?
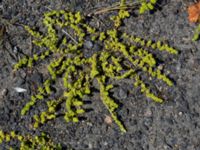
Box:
87 1 140 16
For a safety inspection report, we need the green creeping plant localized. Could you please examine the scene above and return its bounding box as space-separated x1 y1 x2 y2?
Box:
0 130 61 150
193 24 200 41
139 0 158 14
13 3 177 133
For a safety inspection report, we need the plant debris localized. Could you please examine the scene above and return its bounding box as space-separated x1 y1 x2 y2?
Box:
188 1 200 23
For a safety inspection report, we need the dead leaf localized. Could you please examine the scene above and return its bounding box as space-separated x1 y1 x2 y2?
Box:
188 1 200 23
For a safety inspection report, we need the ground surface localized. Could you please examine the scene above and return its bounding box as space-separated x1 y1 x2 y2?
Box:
0 0 200 150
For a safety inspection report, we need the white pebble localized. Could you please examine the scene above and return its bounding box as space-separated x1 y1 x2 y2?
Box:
13 87 27 93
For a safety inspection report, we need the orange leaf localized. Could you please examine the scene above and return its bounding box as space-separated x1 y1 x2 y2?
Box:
188 1 200 23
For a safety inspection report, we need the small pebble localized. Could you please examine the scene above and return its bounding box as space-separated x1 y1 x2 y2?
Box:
118 88 127 99
15 76 26 85
103 142 108 146
144 108 152 117
93 43 101 52
20 70 27 79
88 142 93 149
178 111 183 116
104 115 112 125
143 117 153 128
13 87 27 93
0 88 8 97
30 72 43 84
13 46 18 53
84 40 93 49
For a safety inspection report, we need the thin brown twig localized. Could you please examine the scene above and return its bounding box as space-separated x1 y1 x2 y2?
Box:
87 1 140 16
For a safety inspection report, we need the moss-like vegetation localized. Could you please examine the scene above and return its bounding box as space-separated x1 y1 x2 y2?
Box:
139 0 158 14
192 24 200 41
1 0 178 149
13 1 177 134
0 130 61 150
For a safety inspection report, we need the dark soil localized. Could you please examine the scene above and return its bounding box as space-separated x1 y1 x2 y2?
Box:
1 0 200 149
